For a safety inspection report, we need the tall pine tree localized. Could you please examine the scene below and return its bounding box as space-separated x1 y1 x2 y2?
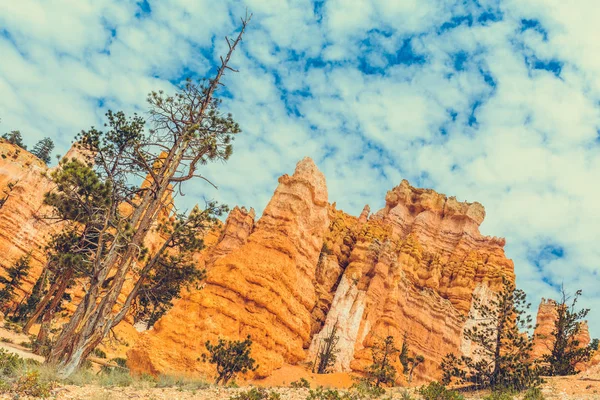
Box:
540 287 592 376
442 277 540 391
31 138 54 164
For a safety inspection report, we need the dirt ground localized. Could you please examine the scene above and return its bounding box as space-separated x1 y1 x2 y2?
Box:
3 323 600 399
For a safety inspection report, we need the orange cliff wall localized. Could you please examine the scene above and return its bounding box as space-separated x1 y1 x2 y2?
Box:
129 163 515 384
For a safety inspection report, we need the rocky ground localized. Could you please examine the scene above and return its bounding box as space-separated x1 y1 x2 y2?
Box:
0 377 598 400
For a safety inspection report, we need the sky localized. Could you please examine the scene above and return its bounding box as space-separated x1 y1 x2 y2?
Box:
1 1 600 335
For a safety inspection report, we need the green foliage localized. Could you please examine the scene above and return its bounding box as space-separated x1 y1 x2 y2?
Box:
92 348 107 359
0 254 31 313
0 348 25 376
291 378 311 388
2 130 26 149
31 137 55 164
522 387 545 400
442 277 540 391
399 332 424 383
540 287 592 376
418 382 465 400
11 269 47 322
306 387 346 400
313 322 340 374
365 335 399 388
12 370 54 397
230 387 281 400
202 335 257 385
482 390 515 400
350 380 386 398
590 338 599 351
399 390 414 400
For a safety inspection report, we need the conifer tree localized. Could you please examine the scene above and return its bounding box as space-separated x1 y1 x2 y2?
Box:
313 322 340 374
399 332 424 383
366 335 400 387
540 287 592 376
31 138 55 164
2 130 26 149
442 277 540 391
42 17 250 377
0 255 31 314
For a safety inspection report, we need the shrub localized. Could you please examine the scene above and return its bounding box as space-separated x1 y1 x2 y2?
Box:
418 382 464 400
350 380 386 398
0 348 24 376
399 390 414 400
92 348 108 359
482 391 514 400
291 378 311 388
203 335 258 385
522 387 545 400
231 387 281 400
306 387 344 400
12 370 54 397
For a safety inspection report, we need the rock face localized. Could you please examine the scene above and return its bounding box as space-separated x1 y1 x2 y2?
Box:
130 173 514 383
128 158 330 378
0 140 60 297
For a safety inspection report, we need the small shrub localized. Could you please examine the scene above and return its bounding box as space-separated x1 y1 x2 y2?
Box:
482 391 514 400
399 390 414 400
0 348 24 376
523 387 545 400
0 337 13 343
418 382 464 400
230 387 281 400
12 370 54 397
98 368 133 387
306 387 344 400
155 374 209 390
291 378 311 388
203 335 257 385
92 348 108 359
351 380 386 398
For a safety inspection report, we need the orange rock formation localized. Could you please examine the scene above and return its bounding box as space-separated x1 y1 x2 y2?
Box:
128 164 515 384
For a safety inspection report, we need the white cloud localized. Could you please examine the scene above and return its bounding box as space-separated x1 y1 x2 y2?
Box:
1 0 600 335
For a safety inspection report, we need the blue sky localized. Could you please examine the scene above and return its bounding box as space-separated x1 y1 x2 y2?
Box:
1 0 600 335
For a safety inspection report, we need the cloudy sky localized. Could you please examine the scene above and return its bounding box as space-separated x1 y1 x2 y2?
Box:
1 1 599 334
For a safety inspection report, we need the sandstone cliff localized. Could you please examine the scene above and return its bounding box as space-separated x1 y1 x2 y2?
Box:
129 166 515 384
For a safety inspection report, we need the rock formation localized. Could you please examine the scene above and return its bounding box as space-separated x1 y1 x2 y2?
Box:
129 172 515 383
0 141 521 384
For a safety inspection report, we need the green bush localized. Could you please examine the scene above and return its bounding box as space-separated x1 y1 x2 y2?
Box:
306 387 345 400
203 335 257 385
522 387 545 400
399 390 414 400
230 387 281 400
12 370 54 397
482 391 514 400
0 348 24 376
291 378 311 388
418 382 465 400
350 380 386 398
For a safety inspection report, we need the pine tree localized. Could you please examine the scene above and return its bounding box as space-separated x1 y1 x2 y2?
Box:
540 287 592 376
42 17 250 377
2 131 26 149
399 332 424 383
366 335 400 388
0 255 31 314
313 322 340 374
31 138 54 164
442 277 540 391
